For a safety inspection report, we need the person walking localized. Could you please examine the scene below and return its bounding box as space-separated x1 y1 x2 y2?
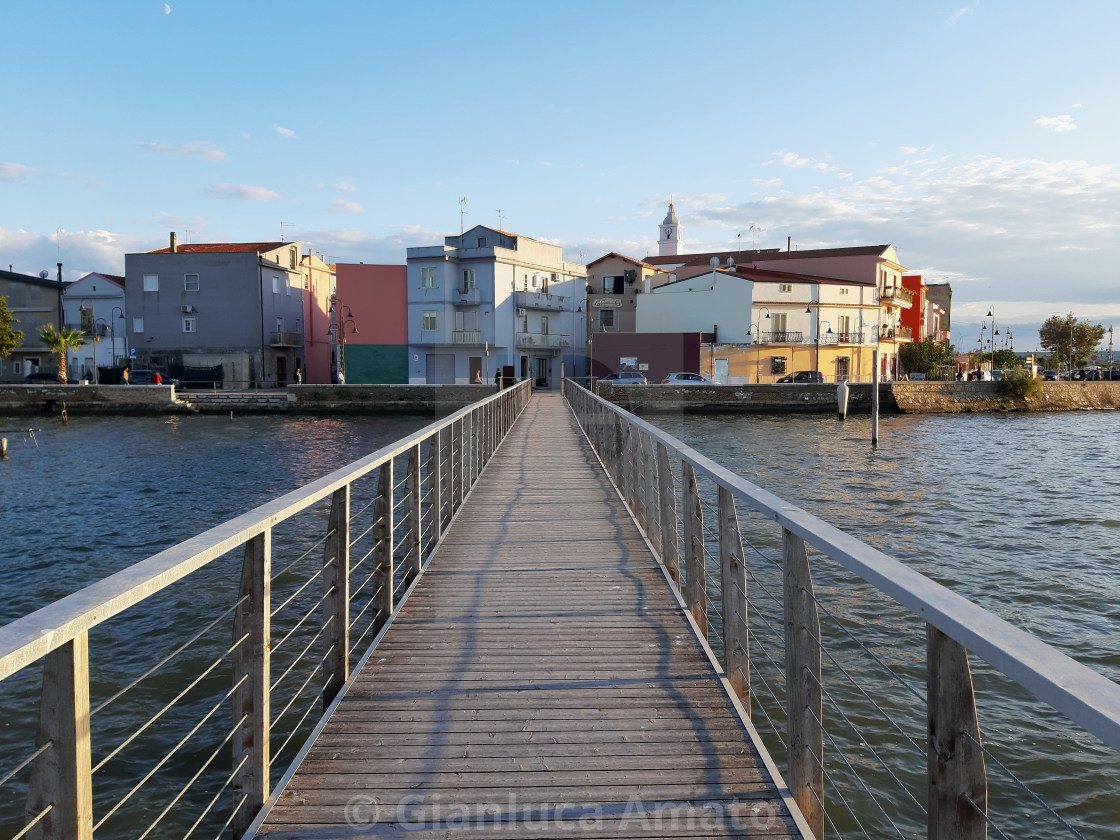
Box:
121 366 130 384
494 369 502 391
295 367 302 385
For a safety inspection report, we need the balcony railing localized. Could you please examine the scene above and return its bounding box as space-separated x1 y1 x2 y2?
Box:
821 331 865 345
454 288 481 306
758 330 804 344
881 287 914 307
516 332 570 348
880 326 913 342
270 331 303 347
452 330 483 344
515 290 567 312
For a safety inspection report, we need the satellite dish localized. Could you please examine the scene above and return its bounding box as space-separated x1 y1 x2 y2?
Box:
709 257 719 268
39 270 50 279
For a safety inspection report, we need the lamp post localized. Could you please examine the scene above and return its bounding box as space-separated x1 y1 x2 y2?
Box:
747 306 770 384
111 306 125 367
1068 315 1075 377
985 309 996 374
1109 326 1114 378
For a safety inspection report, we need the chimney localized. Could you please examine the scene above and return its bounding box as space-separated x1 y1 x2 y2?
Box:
787 236 791 254
170 232 178 254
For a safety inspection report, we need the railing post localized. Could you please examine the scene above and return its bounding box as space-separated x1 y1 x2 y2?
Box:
783 528 823 840
322 487 349 706
232 530 270 839
682 461 707 637
656 442 680 584
719 487 750 710
406 444 422 574
428 431 443 544
372 461 395 627
26 632 93 840
643 431 662 556
927 624 987 840
453 419 464 511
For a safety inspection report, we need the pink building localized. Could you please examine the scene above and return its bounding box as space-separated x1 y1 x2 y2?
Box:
335 264 407 383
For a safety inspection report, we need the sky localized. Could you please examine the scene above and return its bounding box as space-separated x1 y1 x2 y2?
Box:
2 0 1119 352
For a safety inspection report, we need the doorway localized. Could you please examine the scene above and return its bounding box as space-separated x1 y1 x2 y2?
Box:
276 356 287 386
535 357 549 389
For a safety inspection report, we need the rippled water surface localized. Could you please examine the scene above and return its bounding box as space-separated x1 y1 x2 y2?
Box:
1 407 1118 838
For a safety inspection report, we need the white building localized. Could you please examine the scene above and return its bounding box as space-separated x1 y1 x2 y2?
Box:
62 272 127 381
658 203 682 257
637 268 754 342
406 226 587 387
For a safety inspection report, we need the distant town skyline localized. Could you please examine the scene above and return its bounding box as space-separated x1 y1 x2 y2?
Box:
2 0 1119 349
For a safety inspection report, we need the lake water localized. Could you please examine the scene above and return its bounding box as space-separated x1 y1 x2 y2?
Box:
1 407 1118 838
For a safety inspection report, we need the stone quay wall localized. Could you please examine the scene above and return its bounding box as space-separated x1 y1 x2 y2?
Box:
0 384 183 415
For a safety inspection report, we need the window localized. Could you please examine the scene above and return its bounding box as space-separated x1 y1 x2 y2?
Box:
421 310 437 331
838 315 851 336
772 312 788 334
837 357 850 380
779 283 792 293
421 267 437 288
143 274 158 292
603 275 624 294
290 248 297 269
599 309 615 329
839 287 850 296
184 273 199 292
182 316 196 333
462 269 476 290
531 273 539 289
540 316 549 336
272 275 280 294
477 237 487 248
132 317 144 334
454 310 478 331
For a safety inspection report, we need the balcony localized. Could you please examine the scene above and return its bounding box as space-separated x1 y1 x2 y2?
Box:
880 287 914 307
515 290 567 312
454 287 481 306
516 332 571 349
758 330 805 344
452 330 484 345
270 331 303 347
822 331 865 345
879 326 913 342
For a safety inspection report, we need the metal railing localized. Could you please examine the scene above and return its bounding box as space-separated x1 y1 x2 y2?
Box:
516 332 570 348
563 378 1120 840
451 330 483 344
759 330 805 344
0 380 531 840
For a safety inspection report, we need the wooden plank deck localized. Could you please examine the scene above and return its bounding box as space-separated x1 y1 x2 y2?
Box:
255 392 805 839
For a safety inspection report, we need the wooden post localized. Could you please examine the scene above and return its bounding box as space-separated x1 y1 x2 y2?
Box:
783 528 823 840
406 444 422 575
372 462 395 627
26 633 93 840
657 442 680 584
872 348 880 446
322 487 349 706
719 487 750 710
428 432 442 545
928 624 987 840
232 531 270 839
682 461 707 637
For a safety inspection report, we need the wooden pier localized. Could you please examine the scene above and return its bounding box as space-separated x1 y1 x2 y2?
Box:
254 393 806 838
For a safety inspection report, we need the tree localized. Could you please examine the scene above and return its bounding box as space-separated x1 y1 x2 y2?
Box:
899 339 956 376
1039 314 1106 369
991 349 1019 370
37 324 86 383
0 295 23 358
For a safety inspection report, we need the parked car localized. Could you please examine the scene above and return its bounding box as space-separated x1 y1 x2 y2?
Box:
23 372 77 384
599 370 647 385
776 371 824 384
1042 370 1058 381
126 369 180 386
661 372 712 385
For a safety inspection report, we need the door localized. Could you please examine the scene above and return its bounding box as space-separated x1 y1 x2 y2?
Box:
276 356 287 385
425 353 455 384
468 356 482 383
714 358 729 384
535 357 549 389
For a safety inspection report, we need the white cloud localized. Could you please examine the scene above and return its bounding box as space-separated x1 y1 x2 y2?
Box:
137 141 227 162
274 126 297 138
1035 114 1077 132
335 180 356 193
766 151 834 172
0 226 158 278
328 199 363 214
204 183 281 201
164 3 171 14
0 162 34 181
946 5 973 25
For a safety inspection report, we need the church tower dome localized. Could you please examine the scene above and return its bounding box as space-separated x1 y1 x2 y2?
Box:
658 202 682 256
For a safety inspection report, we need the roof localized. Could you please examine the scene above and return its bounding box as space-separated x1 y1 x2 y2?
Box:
0 268 64 290
662 203 679 226
146 242 290 254
655 265 878 289
585 252 660 271
644 244 894 267
68 272 125 289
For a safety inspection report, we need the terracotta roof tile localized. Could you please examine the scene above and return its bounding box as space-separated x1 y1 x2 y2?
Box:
146 241 289 254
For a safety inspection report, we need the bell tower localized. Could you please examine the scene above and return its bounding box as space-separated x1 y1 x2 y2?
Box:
658 202 682 256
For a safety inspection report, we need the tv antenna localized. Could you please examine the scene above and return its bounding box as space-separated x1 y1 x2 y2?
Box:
459 197 468 237
497 209 505 232
280 221 295 242
749 224 762 249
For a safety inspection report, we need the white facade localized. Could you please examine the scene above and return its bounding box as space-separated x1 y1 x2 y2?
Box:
658 203 682 257
637 270 754 342
61 273 127 381
406 226 587 386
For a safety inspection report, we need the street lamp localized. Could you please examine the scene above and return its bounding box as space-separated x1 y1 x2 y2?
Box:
745 306 770 384
986 309 996 373
1108 326 1114 378
112 306 125 367
1068 315 1075 376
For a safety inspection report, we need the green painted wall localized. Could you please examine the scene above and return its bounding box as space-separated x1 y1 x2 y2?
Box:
345 345 408 384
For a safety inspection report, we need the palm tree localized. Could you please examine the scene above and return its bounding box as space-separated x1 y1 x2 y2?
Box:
38 324 86 383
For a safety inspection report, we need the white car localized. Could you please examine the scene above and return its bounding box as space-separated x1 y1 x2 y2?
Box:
661 372 712 385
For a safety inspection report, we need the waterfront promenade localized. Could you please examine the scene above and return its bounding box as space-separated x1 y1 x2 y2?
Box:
251 392 806 838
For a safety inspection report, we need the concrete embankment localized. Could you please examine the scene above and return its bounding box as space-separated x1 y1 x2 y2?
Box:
598 381 1120 414
0 383 186 415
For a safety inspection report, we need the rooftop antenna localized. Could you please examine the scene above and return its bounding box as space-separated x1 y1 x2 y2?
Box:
56 227 63 263
184 230 193 244
280 221 295 242
459 197 468 238
496 208 505 232
579 250 586 264
750 224 762 248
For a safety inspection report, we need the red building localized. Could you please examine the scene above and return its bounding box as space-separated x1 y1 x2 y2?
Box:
335 264 407 383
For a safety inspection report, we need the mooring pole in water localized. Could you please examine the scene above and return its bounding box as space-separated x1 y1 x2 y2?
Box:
871 350 880 446
837 380 849 420
61 401 68 426
1 438 7 459
230 410 234 423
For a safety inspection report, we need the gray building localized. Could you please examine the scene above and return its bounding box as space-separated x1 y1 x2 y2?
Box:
0 266 64 382
406 225 587 387
124 235 306 387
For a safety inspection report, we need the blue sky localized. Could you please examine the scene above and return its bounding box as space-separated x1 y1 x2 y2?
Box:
3 0 1119 350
